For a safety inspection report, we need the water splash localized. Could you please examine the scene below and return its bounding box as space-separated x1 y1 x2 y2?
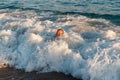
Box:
0 10 120 80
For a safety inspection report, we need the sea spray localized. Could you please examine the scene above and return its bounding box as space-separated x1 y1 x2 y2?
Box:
0 10 120 80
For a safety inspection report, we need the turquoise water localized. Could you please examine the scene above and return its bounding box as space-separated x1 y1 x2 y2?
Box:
0 0 120 15
0 0 120 25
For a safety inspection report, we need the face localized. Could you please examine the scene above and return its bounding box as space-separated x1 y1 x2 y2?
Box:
55 29 64 37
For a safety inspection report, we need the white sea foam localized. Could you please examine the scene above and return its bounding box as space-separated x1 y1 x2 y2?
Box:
103 30 117 40
0 9 120 80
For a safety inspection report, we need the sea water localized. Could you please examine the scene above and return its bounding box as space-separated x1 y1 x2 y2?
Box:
0 0 120 80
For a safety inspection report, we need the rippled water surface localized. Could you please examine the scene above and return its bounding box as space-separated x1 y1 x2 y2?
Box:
0 0 120 15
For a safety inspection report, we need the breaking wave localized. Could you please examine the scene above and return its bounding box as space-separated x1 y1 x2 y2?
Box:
0 9 120 80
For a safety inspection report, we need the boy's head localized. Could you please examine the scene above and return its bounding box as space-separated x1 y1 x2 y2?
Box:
55 29 64 37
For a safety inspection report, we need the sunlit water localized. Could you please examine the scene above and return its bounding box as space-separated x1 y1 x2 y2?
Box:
0 1 120 80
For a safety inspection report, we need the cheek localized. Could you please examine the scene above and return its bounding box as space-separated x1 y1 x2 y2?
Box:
60 32 63 35
61 31 64 35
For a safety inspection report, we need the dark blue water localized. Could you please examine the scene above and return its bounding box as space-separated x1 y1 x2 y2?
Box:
0 0 120 25
0 0 120 15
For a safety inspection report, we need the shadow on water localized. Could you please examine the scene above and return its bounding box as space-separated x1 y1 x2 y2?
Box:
0 5 120 26
19 8 120 26
56 11 120 26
